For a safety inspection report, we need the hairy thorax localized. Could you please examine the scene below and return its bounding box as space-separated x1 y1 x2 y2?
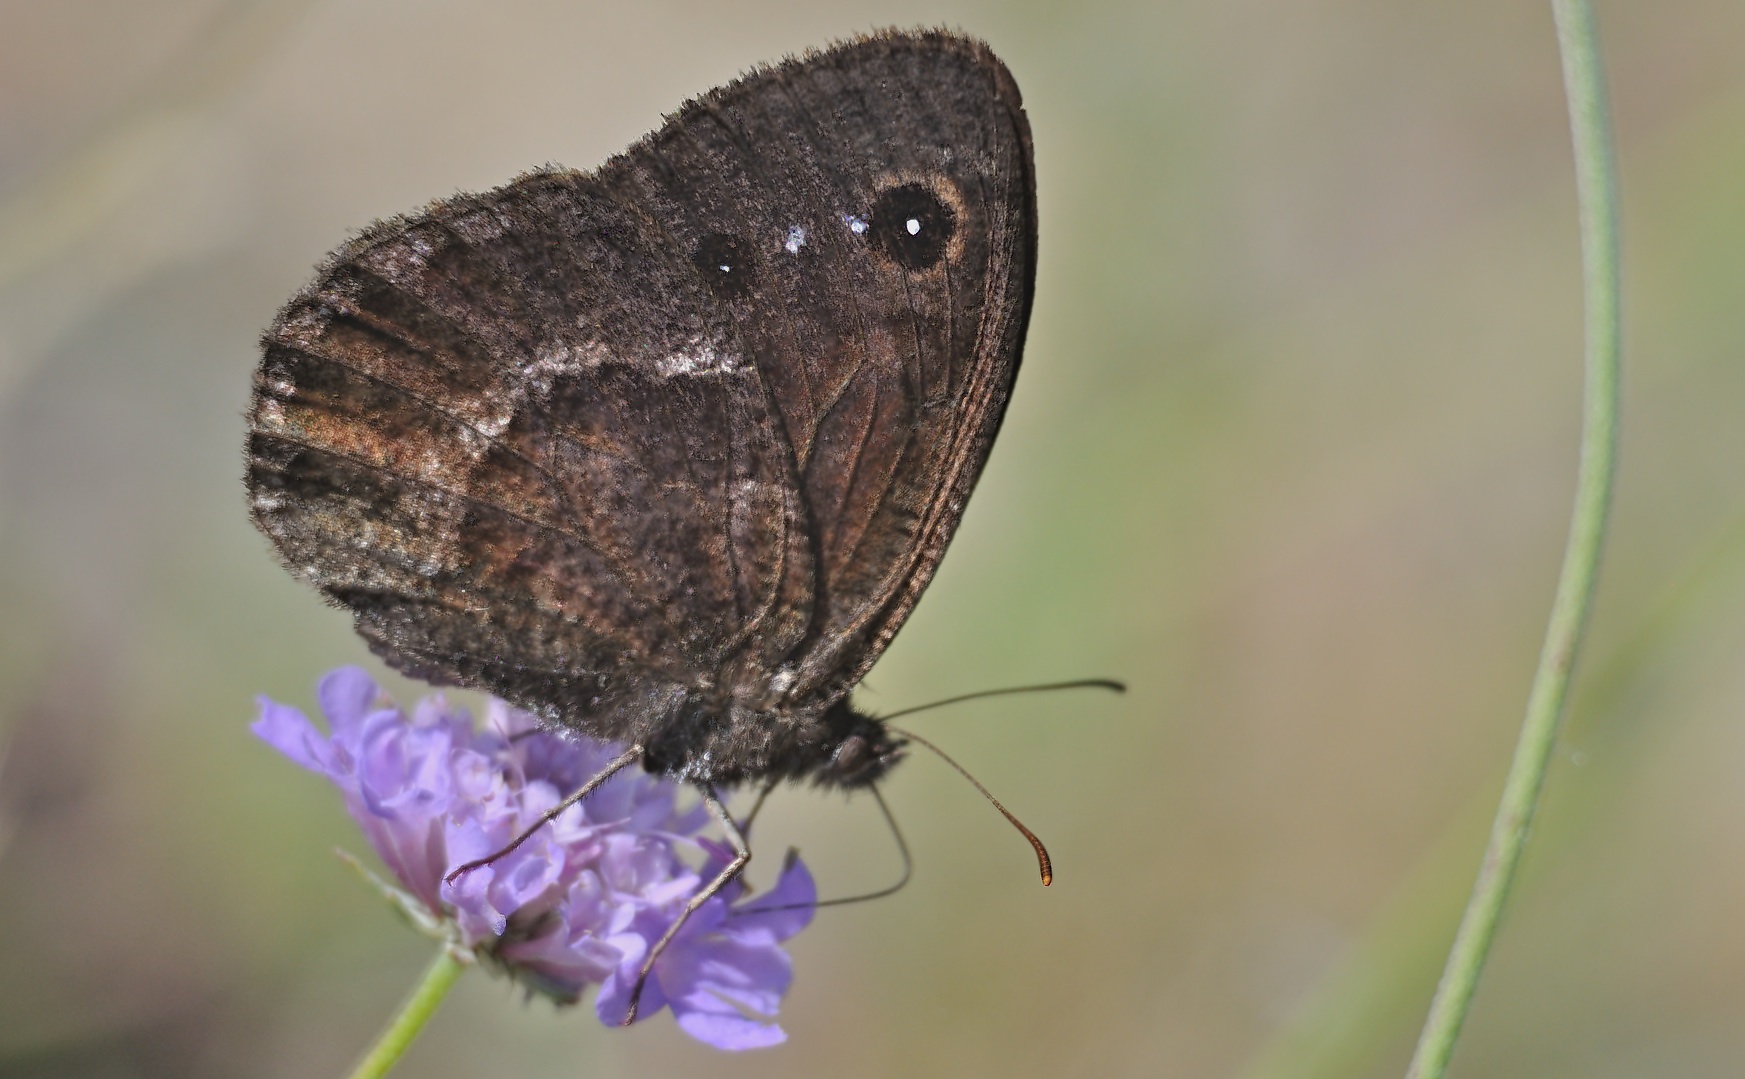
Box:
629 693 906 790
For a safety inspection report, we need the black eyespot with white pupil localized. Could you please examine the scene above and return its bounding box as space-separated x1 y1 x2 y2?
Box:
867 183 955 271
691 232 755 297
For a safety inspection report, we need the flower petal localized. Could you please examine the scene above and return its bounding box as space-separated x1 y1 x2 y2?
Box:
316 667 381 735
673 932 793 1017
594 929 666 1027
728 852 817 943
259 668 815 1050
251 698 336 775
673 1006 787 1051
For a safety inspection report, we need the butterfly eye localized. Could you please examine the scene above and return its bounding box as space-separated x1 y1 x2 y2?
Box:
866 182 956 271
832 734 869 773
691 232 756 297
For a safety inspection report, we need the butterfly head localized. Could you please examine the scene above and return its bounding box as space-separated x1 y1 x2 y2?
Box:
817 700 907 789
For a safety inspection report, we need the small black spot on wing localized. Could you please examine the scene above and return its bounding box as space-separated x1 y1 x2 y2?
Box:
691 232 757 297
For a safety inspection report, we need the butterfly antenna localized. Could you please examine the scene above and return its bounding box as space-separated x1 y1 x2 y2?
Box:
887 724 1053 886
815 785 913 907
877 678 1125 723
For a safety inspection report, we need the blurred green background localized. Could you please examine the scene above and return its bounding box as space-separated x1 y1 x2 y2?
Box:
3 1 1744 1076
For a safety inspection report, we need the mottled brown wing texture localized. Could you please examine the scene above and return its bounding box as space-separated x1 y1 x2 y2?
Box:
612 33 1036 706
246 29 1033 755
248 171 814 732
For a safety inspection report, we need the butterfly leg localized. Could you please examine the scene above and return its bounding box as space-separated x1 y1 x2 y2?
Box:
736 776 780 835
726 777 781 897
445 744 642 885
621 784 749 1025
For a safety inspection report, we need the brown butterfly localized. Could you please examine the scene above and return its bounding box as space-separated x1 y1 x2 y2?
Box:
247 29 1039 1020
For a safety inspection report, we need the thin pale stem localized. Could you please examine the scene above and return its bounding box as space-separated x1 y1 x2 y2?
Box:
1404 2 1621 1077
345 946 468 1079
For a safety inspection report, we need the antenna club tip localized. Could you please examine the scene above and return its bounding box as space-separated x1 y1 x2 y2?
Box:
1041 872 1053 886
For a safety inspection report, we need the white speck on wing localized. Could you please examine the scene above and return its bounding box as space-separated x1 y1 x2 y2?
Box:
766 667 798 699
654 338 743 379
520 335 745 387
784 225 808 253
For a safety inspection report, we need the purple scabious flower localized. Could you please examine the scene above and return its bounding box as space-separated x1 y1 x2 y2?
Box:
253 666 815 1050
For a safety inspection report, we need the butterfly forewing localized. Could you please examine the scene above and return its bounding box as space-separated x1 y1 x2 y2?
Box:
611 34 1036 706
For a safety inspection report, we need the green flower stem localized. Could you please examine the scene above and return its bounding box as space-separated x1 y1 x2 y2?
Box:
1404 3 1621 1078
345 946 469 1079
1238 508 1745 1079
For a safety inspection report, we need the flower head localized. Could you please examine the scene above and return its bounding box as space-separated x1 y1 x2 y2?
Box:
253 667 815 1050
